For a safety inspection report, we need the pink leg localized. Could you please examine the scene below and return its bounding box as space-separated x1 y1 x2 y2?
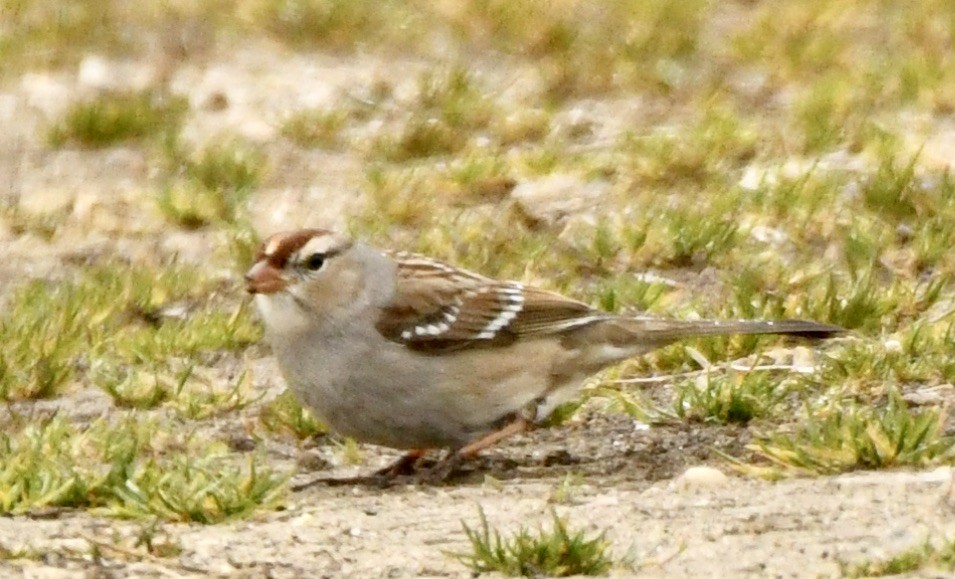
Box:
420 419 532 483
456 418 531 458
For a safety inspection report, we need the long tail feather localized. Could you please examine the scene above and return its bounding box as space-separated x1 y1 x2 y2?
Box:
617 317 844 343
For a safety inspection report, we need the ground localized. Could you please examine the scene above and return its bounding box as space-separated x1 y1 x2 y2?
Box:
4 415 955 576
3 4 955 577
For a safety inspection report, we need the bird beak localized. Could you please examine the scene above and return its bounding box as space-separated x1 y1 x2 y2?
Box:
245 261 287 294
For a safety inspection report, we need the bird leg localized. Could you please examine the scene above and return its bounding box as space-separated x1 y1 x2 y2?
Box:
374 448 429 478
291 449 430 490
457 417 532 458
421 418 532 483
294 420 534 488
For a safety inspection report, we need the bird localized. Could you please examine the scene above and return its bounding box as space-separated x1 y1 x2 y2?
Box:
245 228 842 481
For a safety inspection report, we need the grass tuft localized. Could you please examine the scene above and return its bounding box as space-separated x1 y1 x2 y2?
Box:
750 389 955 475
259 391 327 441
281 108 349 149
156 139 266 228
454 508 614 577
48 91 188 148
108 451 287 523
93 362 181 409
0 415 287 522
371 67 495 162
664 209 739 267
674 368 787 425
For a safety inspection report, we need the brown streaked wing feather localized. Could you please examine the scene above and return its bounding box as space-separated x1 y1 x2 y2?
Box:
375 256 606 352
505 286 602 335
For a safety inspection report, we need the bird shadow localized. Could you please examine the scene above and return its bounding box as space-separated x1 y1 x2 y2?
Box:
290 451 586 491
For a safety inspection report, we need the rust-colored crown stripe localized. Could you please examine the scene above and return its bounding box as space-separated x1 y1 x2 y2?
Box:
258 229 330 267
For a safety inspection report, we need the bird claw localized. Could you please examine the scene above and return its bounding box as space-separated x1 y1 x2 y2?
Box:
290 450 473 490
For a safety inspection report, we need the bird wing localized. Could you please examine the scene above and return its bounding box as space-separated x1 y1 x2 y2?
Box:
374 252 605 353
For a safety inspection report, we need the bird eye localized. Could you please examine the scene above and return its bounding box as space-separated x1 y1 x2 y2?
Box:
303 253 326 271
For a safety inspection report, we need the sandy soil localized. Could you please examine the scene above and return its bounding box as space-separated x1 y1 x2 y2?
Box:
2 43 954 578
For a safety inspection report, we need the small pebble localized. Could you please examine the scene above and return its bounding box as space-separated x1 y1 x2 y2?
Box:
677 466 729 489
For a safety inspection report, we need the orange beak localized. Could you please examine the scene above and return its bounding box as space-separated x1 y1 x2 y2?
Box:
245 261 287 294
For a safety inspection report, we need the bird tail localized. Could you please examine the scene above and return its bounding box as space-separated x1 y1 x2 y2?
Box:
615 317 844 345
552 316 843 381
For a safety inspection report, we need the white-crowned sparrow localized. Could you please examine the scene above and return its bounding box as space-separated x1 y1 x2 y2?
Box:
246 228 841 477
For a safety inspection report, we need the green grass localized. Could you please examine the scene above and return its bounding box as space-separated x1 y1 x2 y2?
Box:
252 0 427 50
2 0 135 72
0 414 287 521
370 67 498 162
47 91 188 148
0 205 70 241
454 508 615 577
844 536 955 577
731 1 955 114
281 108 349 149
259 391 328 441
674 368 789 425
663 207 739 268
155 139 266 228
444 0 708 100
747 389 955 476
7 0 954 111
93 362 182 410
167 368 262 421
249 0 709 99
0 0 232 75
0 262 259 401
618 105 758 187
